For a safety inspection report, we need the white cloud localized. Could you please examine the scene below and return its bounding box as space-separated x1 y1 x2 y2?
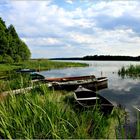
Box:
66 0 73 4
67 27 140 56
1 0 140 58
86 1 140 18
22 37 62 46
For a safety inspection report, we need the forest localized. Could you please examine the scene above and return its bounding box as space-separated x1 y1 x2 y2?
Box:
82 55 140 61
51 55 140 61
0 17 31 63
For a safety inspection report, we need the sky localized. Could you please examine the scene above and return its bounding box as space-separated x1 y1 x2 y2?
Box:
0 0 140 58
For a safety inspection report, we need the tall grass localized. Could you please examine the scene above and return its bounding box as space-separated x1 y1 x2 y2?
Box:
0 84 121 139
23 59 88 71
0 59 88 72
0 73 32 92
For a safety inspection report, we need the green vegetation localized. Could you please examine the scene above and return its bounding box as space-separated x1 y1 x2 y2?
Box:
0 84 126 139
118 65 140 78
0 59 88 72
0 17 31 63
0 59 88 92
22 59 88 71
0 73 31 92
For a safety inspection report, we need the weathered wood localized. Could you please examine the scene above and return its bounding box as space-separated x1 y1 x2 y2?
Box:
44 75 96 82
0 84 46 99
48 77 108 91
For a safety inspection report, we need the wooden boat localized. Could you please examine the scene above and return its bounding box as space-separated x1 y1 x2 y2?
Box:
16 69 45 80
74 86 114 113
16 69 36 73
44 75 96 82
48 76 108 91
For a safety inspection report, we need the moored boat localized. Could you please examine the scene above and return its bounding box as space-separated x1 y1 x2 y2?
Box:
48 76 108 91
74 86 114 113
44 75 96 82
16 69 45 80
16 69 36 73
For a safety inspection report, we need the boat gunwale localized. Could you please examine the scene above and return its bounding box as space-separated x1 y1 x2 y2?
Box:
45 75 96 82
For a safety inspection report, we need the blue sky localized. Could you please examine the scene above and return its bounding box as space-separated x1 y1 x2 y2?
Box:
0 0 140 58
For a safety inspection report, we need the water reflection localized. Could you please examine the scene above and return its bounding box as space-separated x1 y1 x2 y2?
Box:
40 60 140 122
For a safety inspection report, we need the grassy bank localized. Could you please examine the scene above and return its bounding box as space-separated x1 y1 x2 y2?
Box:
0 59 88 72
0 59 88 92
0 84 126 139
118 65 140 78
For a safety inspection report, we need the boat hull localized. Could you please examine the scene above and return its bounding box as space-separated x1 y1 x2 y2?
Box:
74 86 114 114
49 77 108 91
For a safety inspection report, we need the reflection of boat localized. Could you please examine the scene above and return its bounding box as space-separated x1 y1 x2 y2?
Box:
74 86 114 113
48 76 108 91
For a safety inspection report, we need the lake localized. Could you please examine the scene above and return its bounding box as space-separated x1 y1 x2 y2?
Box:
40 60 140 122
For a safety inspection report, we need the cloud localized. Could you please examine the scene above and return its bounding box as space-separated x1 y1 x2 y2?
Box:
0 0 140 58
22 37 63 47
66 0 73 4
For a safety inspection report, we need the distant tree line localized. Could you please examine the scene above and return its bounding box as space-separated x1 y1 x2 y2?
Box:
82 55 140 61
0 17 31 63
50 55 140 61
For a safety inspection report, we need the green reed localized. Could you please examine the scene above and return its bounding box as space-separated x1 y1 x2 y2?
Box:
0 72 32 92
118 65 140 78
0 59 88 73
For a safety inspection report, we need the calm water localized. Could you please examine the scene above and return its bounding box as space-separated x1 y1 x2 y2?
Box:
40 60 140 122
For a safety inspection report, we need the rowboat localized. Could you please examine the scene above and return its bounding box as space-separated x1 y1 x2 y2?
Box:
48 76 108 91
16 69 36 73
45 75 96 82
16 69 45 80
74 86 114 113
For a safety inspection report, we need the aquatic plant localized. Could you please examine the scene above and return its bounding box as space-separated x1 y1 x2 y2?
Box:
118 65 140 79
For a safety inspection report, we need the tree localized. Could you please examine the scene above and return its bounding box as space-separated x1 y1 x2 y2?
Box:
0 17 31 63
2 54 14 63
8 25 19 38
